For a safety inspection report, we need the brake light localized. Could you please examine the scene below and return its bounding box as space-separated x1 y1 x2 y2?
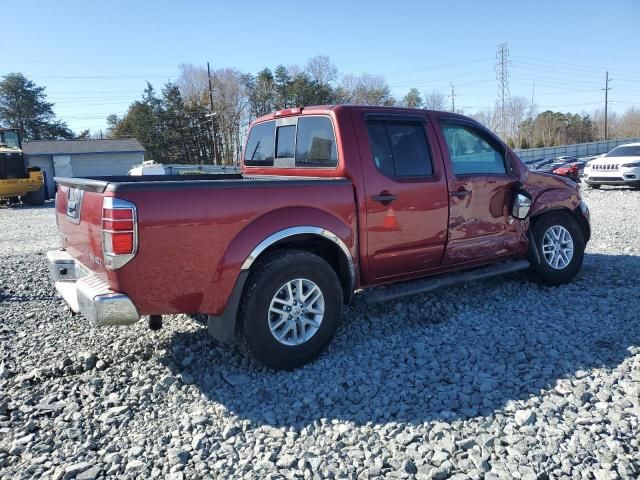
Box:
102 197 137 269
274 107 302 117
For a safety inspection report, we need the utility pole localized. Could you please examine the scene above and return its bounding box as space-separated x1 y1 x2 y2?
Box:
496 42 512 140
529 82 535 116
602 71 612 141
207 62 219 165
449 82 456 112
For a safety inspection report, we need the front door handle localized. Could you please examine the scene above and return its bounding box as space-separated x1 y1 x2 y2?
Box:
450 189 471 198
371 193 397 204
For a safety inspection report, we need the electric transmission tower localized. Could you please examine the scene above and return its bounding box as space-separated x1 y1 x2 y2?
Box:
496 42 512 140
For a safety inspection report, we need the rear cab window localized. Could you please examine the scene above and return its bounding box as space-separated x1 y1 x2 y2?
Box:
244 116 338 169
244 121 275 166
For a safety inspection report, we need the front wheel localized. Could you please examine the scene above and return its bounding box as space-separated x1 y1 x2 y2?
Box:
531 212 585 286
237 249 344 370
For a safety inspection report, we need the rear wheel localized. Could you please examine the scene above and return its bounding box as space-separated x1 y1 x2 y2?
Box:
23 185 45 206
531 212 585 286
237 250 344 370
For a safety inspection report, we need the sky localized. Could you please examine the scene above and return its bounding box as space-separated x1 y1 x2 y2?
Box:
4 0 639 134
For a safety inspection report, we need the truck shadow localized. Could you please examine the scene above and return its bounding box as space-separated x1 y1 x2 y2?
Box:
159 252 640 427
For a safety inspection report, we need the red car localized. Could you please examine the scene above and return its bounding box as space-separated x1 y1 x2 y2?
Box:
553 162 582 181
48 106 590 369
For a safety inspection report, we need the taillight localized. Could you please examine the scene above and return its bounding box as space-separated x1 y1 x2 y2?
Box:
102 197 137 269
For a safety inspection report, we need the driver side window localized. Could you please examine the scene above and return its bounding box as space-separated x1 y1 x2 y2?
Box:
442 124 506 175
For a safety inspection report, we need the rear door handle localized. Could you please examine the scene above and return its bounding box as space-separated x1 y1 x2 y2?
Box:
450 189 471 198
371 194 397 204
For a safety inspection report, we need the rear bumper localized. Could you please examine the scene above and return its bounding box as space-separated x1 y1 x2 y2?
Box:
46 250 140 326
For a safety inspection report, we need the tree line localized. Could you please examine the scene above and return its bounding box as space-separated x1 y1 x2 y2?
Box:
1 60 639 163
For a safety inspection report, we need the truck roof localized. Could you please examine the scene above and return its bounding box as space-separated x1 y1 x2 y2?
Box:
251 105 461 126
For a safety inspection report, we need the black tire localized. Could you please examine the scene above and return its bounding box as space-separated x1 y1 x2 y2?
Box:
237 249 343 370
23 185 45 206
531 212 585 286
587 183 600 189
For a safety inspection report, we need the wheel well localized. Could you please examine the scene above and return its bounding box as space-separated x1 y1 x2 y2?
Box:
530 207 590 243
250 234 354 304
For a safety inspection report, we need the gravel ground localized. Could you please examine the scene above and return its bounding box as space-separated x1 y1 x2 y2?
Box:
1 188 639 480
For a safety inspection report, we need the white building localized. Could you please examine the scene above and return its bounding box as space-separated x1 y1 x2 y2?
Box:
23 138 145 197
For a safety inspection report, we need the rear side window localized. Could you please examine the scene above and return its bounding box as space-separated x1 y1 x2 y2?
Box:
366 121 433 177
295 116 338 167
244 121 275 166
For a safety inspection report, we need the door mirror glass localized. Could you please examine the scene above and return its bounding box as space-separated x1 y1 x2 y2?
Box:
512 192 532 219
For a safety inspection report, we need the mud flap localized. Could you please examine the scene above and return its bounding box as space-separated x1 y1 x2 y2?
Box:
207 271 249 343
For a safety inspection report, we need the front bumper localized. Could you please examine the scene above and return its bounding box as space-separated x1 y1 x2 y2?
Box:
47 250 140 326
583 166 640 185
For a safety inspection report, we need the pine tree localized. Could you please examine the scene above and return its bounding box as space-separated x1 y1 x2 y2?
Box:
402 88 423 108
0 73 73 140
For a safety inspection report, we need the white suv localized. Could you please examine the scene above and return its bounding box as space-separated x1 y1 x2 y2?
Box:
583 143 640 189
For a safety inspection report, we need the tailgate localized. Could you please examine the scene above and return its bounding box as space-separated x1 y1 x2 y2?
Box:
56 184 108 275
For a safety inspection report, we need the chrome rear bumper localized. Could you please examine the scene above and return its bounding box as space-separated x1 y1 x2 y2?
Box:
47 250 140 326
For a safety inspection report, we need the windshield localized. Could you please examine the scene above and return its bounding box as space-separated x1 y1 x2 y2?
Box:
0 131 21 149
606 145 640 157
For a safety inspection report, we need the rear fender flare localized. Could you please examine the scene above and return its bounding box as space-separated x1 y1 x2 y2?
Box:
205 206 356 309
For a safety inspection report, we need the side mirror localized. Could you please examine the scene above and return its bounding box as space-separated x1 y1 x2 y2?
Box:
512 192 532 219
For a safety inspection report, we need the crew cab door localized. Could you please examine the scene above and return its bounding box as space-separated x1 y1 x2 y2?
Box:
435 117 526 265
353 111 449 281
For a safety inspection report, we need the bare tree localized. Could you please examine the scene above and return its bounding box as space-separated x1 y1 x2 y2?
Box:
471 107 500 132
619 107 640 138
176 64 249 164
305 55 337 86
335 74 359 104
508 96 529 145
177 63 209 107
423 90 447 111
335 74 394 106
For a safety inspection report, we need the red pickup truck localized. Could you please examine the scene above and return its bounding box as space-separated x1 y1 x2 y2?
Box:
48 106 590 370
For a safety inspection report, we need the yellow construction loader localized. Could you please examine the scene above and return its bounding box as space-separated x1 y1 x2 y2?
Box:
0 128 46 205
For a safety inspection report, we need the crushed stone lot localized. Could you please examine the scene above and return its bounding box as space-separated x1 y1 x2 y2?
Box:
1 187 639 480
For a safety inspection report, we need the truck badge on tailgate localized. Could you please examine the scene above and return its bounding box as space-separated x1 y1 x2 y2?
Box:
66 188 84 224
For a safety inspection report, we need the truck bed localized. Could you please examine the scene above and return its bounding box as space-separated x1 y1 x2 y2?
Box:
54 174 348 193
54 173 357 317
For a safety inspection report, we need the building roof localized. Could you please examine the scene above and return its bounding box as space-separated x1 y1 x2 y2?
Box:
23 138 145 156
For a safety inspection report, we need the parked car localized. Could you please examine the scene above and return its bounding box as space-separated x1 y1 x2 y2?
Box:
552 162 582 181
524 157 546 166
537 160 570 173
583 143 640 188
555 156 578 163
47 106 591 370
531 158 556 170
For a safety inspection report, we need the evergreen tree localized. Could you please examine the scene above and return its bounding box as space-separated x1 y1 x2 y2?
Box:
0 73 73 140
402 88 423 108
274 65 291 108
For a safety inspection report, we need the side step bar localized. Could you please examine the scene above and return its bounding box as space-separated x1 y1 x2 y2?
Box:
366 259 530 304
